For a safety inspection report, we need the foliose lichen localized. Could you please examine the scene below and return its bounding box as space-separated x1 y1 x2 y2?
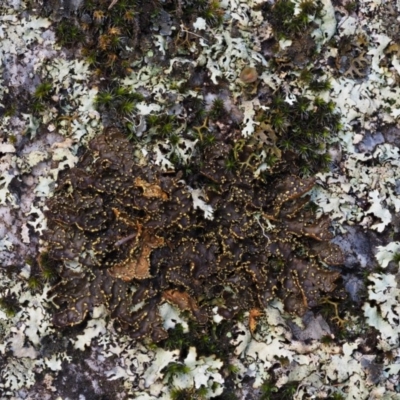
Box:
43 127 343 341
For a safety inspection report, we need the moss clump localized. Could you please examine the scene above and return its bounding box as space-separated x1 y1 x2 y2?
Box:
170 386 209 400
33 82 53 100
208 98 227 121
259 378 278 400
259 379 299 400
0 294 20 318
163 361 191 384
94 85 144 128
38 251 59 282
264 0 323 41
44 0 224 78
161 319 236 362
27 276 42 291
55 19 84 47
253 92 341 176
31 81 55 115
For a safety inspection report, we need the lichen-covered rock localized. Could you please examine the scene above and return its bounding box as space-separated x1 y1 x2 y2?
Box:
43 128 343 341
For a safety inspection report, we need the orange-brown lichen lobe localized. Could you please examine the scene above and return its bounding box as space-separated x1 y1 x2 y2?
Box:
249 308 263 333
134 177 169 200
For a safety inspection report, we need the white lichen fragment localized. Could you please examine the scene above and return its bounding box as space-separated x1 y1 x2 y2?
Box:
159 302 189 332
375 242 400 268
189 187 214 220
73 305 108 351
363 243 400 349
144 348 180 388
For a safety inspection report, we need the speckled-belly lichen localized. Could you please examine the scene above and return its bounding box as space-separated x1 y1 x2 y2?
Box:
43 128 343 341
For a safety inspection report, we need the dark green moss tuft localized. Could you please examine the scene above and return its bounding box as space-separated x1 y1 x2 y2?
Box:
94 85 144 130
55 19 84 47
95 90 114 107
27 276 42 291
264 0 323 40
392 252 400 264
0 294 20 318
170 386 209 400
201 0 224 27
224 154 238 172
254 91 340 175
163 361 191 384
33 82 53 100
170 387 193 400
160 318 238 368
276 381 299 400
309 78 332 92
327 392 346 400
38 252 58 282
208 98 226 120
259 378 278 400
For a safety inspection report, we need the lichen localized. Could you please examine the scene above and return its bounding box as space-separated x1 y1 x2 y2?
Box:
43 127 343 341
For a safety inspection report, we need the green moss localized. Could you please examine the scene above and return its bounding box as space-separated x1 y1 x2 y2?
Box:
170 387 192 400
31 81 54 115
344 1 357 12
392 252 400 263
299 0 320 15
8 134 17 144
117 99 136 115
208 98 226 120
4 104 17 117
27 276 42 291
95 90 114 107
295 96 311 114
168 133 181 147
0 295 20 318
320 334 334 345
160 318 236 366
55 19 83 47
145 114 178 138
309 78 332 92
265 153 279 168
201 133 216 147
224 154 238 172
95 86 144 127
38 252 58 282
33 82 53 100
210 381 221 393
276 381 299 400
226 364 240 374
327 392 346 400
160 121 175 136
44 0 230 79
259 378 278 400
264 0 322 40
162 323 191 351
31 101 45 114
197 386 209 398
255 91 340 175
170 386 209 400
299 68 313 84
268 0 295 39
185 97 207 126
201 0 224 27
270 112 287 132
163 361 191 384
